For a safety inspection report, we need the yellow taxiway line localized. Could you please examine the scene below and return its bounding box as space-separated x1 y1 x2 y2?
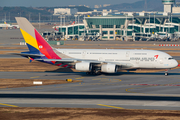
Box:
75 77 84 79
97 104 124 109
0 103 18 107
30 76 39 78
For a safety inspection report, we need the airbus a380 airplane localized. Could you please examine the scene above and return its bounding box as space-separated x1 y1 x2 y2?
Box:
15 17 178 76
0 21 19 29
0 22 11 28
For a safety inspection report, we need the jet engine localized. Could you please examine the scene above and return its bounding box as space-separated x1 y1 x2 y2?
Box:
101 64 117 73
75 62 92 71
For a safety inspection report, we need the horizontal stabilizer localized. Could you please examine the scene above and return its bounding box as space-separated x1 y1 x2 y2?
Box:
10 53 45 57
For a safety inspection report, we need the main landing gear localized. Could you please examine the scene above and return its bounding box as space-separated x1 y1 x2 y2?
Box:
86 69 101 75
165 69 168 76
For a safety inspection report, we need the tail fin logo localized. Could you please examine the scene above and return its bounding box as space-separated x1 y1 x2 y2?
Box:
71 21 75 25
154 55 159 59
55 27 58 31
39 45 43 49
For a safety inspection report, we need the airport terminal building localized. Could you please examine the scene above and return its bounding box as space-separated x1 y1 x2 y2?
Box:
58 0 180 41
59 13 180 41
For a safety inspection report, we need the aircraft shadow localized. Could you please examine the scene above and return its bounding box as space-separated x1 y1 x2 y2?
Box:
45 68 180 76
45 68 74 73
81 72 180 77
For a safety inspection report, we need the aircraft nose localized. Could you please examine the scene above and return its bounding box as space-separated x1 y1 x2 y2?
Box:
171 60 178 68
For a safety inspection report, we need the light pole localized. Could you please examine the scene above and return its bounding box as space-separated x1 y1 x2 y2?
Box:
140 21 142 33
168 13 170 34
61 14 62 33
64 15 65 26
154 13 155 25
39 13 40 29
74 14 78 36
29 13 31 21
59 14 62 32
133 14 134 33
63 14 67 39
5 13 6 22
78 14 79 38
126 14 127 39
59 14 61 26
171 13 172 33
75 15 76 24
154 13 156 35
149 13 150 34
72 15 74 36
9 12 10 22
84 15 85 36
49 15 51 23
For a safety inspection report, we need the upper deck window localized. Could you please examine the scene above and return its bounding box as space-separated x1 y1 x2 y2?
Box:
134 53 147 55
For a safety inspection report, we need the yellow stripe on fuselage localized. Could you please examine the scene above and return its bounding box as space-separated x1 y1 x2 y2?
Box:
20 28 39 50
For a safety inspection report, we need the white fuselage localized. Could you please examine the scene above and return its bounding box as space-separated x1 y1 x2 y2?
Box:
0 24 19 28
57 49 178 69
0 24 11 28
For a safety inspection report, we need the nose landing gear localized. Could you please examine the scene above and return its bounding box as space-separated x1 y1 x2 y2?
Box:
165 69 168 76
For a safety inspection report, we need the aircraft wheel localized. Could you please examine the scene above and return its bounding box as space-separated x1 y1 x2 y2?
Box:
96 71 101 75
165 72 168 76
165 69 168 76
86 72 90 75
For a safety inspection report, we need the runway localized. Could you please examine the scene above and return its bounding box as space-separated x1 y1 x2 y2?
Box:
0 68 180 110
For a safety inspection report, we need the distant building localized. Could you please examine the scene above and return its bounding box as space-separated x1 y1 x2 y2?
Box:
172 7 180 13
56 1 180 41
173 2 180 13
162 0 175 13
68 5 76 7
77 9 102 16
103 4 111 7
54 8 78 16
86 5 90 8
102 9 112 16
58 12 180 41
94 5 100 8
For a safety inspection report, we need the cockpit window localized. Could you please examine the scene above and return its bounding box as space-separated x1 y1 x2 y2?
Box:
168 58 174 60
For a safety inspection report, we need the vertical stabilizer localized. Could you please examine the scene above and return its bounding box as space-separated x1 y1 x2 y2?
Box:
15 17 61 60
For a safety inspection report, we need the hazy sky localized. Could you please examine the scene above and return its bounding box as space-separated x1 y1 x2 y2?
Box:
1 0 140 7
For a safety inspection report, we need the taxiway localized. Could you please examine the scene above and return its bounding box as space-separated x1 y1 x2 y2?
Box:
0 69 180 110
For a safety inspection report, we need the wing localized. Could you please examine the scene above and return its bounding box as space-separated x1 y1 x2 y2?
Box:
35 58 134 69
10 52 134 69
35 58 102 64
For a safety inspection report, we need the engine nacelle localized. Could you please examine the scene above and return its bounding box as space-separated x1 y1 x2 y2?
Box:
75 62 92 71
101 64 117 73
